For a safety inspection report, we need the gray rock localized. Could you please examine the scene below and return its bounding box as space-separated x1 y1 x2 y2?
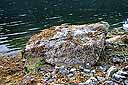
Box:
112 55 125 63
59 66 69 75
85 63 92 69
96 76 105 81
70 68 77 73
48 78 54 83
98 64 109 72
83 68 91 73
79 66 85 70
104 81 118 85
85 77 98 85
124 80 128 85
113 73 126 81
112 66 128 81
44 73 52 80
67 73 74 78
25 22 109 65
79 82 87 85
116 70 128 77
123 65 128 72
107 66 118 78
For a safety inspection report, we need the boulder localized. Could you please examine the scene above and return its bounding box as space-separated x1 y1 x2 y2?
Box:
25 22 109 65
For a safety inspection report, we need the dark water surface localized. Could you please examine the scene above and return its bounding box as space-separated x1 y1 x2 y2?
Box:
0 0 128 55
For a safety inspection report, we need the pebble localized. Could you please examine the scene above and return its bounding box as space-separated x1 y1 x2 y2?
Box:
96 76 105 81
44 73 52 80
91 70 96 75
79 82 87 85
123 65 128 71
104 80 118 85
59 66 69 75
85 77 98 85
113 73 126 81
98 64 109 72
70 68 77 73
79 66 84 70
112 55 125 63
124 80 128 85
107 66 118 78
48 78 54 83
85 63 91 69
116 70 128 76
67 73 74 78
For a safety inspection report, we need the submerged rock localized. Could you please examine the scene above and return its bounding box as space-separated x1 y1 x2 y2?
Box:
25 22 109 65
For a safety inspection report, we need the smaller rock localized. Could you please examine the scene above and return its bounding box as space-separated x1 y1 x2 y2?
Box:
85 77 98 85
124 80 128 85
91 70 96 76
116 70 128 77
79 82 87 85
67 73 74 78
123 65 128 71
96 76 105 81
59 66 69 75
83 69 91 74
79 65 85 71
123 19 128 31
112 55 125 63
125 56 128 62
112 67 128 82
44 73 52 80
70 68 77 73
107 66 118 78
104 80 118 85
113 73 126 81
98 64 109 72
85 63 91 69
48 78 54 83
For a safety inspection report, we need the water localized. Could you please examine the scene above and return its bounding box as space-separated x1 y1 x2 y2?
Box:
0 0 128 55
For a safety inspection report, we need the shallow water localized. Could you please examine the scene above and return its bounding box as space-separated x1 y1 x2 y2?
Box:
0 0 128 55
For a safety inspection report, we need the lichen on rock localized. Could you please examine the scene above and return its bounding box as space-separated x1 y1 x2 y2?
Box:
25 22 109 66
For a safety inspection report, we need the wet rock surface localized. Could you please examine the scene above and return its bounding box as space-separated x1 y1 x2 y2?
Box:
25 22 109 65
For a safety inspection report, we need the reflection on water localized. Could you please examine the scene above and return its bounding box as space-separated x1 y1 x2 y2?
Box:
0 0 128 55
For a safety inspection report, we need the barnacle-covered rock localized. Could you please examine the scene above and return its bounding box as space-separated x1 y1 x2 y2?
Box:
25 22 109 65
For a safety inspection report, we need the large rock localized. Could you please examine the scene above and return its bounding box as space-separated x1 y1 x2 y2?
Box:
25 22 109 65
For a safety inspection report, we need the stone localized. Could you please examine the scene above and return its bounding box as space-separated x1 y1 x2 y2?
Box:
112 66 128 81
123 65 128 71
25 22 109 65
85 63 91 69
116 70 128 77
107 66 118 78
85 77 98 85
124 80 128 85
79 82 87 85
96 76 105 81
70 68 77 73
104 81 118 85
91 70 96 75
98 64 109 72
111 55 125 63
59 66 69 75
67 73 74 78
84 68 91 73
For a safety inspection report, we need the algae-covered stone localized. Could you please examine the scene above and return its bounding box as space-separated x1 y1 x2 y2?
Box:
25 22 109 65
